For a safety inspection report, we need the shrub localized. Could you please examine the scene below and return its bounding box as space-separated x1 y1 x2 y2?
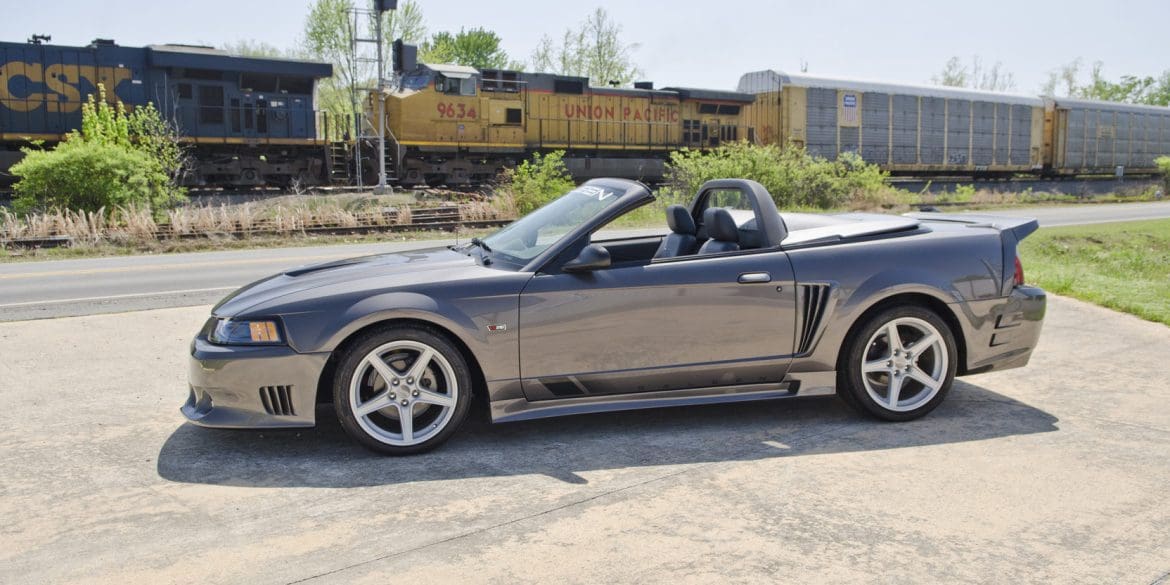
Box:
11 140 174 215
10 86 186 216
665 142 900 210
503 151 576 214
1156 156 1170 195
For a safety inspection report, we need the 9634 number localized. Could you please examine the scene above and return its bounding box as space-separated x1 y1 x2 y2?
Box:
437 103 477 119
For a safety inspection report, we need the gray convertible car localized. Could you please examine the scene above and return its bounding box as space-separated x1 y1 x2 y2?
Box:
184 178 1046 454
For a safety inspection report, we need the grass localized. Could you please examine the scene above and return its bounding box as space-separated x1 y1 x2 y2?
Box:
1021 218 1170 326
0 228 497 262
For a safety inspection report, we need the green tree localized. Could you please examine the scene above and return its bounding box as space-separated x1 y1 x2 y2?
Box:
11 87 186 215
1040 59 1083 97
1041 60 1170 106
530 8 641 86
300 0 427 123
932 56 1016 91
220 39 286 58
419 28 521 70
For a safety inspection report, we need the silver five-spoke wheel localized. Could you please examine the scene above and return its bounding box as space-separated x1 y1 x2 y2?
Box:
861 317 947 412
335 327 471 454
840 306 957 421
350 340 458 446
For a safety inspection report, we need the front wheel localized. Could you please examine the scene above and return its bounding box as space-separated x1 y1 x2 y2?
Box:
839 306 958 421
333 326 472 455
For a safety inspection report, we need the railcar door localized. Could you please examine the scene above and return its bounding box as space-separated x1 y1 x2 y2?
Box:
239 95 257 139
703 116 721 147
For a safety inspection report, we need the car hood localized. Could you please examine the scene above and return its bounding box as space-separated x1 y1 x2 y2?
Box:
212 246 489 317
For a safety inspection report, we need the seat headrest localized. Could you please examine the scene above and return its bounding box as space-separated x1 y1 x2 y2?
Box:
703 207 739 242
666 204 696 235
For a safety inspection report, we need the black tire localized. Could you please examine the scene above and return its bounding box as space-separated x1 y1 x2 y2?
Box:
838 305 958 422
333 325 473 455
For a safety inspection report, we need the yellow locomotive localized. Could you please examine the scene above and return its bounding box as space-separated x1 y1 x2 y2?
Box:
372 63 762 186
367 61 1170 186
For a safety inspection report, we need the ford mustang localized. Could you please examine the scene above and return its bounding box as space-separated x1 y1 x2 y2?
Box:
184 178 1046 454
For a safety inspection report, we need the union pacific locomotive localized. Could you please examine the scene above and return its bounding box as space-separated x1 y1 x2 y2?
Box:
0 38 335 187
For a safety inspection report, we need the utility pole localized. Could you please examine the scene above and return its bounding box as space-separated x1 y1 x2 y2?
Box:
351 0 396 193
375 3 388 193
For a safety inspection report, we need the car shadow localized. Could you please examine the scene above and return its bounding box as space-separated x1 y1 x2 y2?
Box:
157 381 1058 488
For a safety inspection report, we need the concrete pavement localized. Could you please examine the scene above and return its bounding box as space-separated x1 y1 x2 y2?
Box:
1 295 1168 584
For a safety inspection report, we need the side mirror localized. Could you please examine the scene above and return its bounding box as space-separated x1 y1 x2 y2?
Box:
563 244 611 273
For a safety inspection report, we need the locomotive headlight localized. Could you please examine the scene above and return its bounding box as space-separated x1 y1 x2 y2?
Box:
208 318 285 345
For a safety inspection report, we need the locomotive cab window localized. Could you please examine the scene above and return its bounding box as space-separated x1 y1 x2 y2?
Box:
240 73 278 93
436 74 476 97
280 76 313 95
401 72 432 91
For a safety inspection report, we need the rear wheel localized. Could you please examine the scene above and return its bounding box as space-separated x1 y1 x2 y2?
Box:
839 306 957 421
333 326 472 455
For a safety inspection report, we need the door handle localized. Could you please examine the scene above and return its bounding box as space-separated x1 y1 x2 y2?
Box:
738 272 772 284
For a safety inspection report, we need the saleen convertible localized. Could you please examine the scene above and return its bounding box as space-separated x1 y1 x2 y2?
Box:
184 178 1046 454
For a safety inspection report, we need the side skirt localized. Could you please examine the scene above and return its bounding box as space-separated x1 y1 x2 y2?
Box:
489 375 837 424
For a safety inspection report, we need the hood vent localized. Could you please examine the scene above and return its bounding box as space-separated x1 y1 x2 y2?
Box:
796 283 835 355
285 258 369 277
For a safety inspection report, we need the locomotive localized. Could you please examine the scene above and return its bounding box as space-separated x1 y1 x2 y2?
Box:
0 38 336 187
369 62 759 186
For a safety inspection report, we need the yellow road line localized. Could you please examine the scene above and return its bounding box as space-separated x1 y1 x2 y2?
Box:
0 253 358 281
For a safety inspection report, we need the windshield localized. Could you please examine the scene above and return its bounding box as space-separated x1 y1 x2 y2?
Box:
481 185 626 264
400 72 432 91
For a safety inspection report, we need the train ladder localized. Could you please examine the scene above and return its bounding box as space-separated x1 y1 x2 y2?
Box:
327 142 350 184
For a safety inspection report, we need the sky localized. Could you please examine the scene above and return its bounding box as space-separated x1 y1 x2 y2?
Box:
3 0 1168 94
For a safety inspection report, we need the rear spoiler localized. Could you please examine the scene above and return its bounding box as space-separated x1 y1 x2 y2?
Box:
904 212 1039 241
906 212 1040 295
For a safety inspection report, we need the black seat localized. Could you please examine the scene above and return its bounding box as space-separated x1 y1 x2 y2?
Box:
697 208 740 254
653 205 698 259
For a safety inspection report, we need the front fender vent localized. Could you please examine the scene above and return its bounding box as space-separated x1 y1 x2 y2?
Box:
796 283 835 355
259 385 296 416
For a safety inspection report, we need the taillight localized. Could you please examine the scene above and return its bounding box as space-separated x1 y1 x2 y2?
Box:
1013 256 1025 286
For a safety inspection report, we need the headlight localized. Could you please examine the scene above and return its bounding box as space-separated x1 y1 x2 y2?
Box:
208 318 285 345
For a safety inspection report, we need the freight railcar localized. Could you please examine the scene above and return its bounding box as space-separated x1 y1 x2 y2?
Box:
0 39 334 187
737 70 1046 176
370 63 761 186
1046 97 1170 176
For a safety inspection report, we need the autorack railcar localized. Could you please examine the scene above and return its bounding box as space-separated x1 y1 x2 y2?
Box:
1046 97 1170 176
0 39 335 187
736 70 1047 176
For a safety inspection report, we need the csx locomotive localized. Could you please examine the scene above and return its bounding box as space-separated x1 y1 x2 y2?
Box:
0 38 334 187
4 37 1170 189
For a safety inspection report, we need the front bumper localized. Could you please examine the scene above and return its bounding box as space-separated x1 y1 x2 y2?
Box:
182 336 330 429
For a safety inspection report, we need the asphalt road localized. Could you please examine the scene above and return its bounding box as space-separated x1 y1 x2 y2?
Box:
2 201 1170 322
2 295 1168 584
